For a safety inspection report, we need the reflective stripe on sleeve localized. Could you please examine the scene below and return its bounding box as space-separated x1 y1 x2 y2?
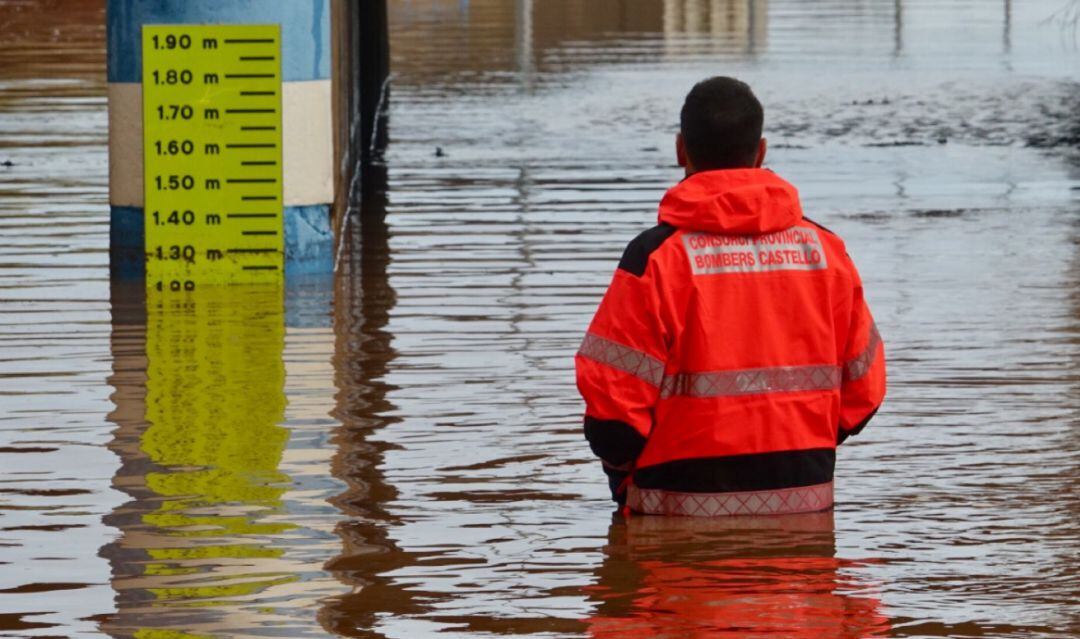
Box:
844 323 881 383
660 364 841 399
627 481 834 516
577 332 666 388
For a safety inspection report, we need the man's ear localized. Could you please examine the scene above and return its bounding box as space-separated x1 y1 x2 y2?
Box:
676 132 688 168
754 138 767 168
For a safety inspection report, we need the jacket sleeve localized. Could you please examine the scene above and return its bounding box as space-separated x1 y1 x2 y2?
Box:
837 269 886 444
575 246 671 479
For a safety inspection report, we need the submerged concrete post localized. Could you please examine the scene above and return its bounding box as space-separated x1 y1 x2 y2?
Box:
107 0 335 280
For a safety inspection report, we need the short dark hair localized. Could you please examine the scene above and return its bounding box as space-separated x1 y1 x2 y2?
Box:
679 77 764 170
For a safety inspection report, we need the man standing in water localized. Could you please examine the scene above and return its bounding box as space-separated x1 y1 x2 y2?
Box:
575 77 886 516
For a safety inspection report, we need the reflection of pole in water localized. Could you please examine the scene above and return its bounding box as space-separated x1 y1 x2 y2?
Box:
663 0 683 49
685 0 703 34
747 0 764 55
1067 178 1079 523
101 284 295 637
319 163 423 637
709 0 736 40
516 0 535 90
663 0 768 55
1003 0 1012 54
894 0 904 56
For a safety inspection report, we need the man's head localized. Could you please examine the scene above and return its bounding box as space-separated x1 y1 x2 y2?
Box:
677 76 766 174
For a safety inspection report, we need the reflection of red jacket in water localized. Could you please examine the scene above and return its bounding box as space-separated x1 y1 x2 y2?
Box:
584 514 891 639
575 169 886 514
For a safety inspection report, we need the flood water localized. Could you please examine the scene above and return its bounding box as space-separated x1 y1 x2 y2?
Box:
1 0 1079 637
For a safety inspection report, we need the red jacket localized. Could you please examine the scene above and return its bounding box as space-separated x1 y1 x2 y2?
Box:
575 169 885 516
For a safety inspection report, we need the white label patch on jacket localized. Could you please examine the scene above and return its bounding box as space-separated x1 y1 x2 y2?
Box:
682 226 828 275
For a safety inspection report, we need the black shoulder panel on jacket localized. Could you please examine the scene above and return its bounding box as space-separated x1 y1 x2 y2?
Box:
802 216 837 237
617 223 678 277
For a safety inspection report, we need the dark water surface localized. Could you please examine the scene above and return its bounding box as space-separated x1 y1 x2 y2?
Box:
1 0 1079 637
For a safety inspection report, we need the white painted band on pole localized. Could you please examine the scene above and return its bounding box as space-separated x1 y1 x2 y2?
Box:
108 80 333 208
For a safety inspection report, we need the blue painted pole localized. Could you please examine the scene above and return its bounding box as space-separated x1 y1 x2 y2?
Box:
106 0 335 280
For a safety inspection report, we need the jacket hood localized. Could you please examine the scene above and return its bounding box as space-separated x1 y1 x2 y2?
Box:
658 169 803 234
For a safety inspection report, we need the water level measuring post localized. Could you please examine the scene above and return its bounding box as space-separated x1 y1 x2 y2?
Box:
108 0 335 282
142 25 284 289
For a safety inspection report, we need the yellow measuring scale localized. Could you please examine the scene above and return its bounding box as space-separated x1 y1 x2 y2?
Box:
142 24 283 289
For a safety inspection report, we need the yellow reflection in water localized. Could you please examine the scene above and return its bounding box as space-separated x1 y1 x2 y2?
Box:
104 284 298 636
144 285 289 511
134 630 214 639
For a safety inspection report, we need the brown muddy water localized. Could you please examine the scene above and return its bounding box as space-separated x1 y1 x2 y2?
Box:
1 0 1079 637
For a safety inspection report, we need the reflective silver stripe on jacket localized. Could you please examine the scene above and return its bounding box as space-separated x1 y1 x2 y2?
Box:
660 364 841 399
580 324 879 398
577 332 665 388
844 322 881 383
627 481 834 517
